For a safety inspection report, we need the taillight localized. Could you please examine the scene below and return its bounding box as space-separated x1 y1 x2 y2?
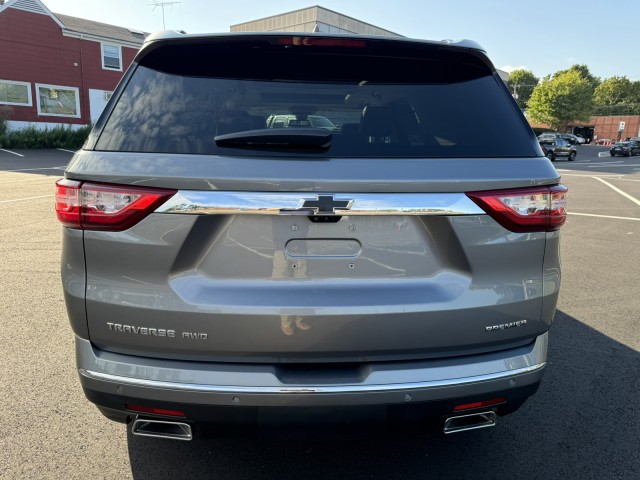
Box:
466 185 568 232
55 179 82 228
55 180 176 231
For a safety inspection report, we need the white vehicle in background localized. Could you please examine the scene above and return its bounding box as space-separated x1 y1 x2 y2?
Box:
538 132 584 145
266 114 338 130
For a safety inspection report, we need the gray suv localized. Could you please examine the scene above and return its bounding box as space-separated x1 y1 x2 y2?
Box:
56 32 567 440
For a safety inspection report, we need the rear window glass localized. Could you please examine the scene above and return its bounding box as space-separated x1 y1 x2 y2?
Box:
95 40 536 158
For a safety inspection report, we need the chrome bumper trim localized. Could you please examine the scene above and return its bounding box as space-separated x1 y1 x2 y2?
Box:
79 362 545 395
155 191 485 216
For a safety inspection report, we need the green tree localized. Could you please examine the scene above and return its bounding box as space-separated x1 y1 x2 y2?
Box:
528 70 593 131
0 105 13 140
594 76 634 105
553 64 600 91
506 69 539 109
631 81 640 104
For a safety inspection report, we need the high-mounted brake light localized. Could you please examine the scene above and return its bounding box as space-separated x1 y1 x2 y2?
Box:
55 180 176 231
277 37 367 47
466 185 568 233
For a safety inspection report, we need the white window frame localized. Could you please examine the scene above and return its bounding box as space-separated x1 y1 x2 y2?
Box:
101 43 123 71
36 83 81 118
0 79 33 107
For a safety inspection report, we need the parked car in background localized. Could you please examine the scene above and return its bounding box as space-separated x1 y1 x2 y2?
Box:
266 114 338 130
537 132 560 142
539 138 577 161
563 133 585 145
610 141 640 157
537 132 582 145
56 31 567 441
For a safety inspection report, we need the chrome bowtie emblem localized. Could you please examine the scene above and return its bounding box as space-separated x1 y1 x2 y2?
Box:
301 195 353 214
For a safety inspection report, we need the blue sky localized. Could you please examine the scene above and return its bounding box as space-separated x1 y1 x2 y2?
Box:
40 0 640 81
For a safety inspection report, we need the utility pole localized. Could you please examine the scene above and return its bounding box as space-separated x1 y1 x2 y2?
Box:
147 1 181 30
511 84 537 100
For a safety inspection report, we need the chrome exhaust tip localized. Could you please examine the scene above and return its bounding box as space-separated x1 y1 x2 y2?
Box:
443 411 497 434
131 418 193 441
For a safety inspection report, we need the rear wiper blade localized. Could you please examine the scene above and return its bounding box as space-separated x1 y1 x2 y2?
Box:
214 128 331 151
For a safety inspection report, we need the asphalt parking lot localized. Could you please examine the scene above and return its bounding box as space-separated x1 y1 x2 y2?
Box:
1 146 638 479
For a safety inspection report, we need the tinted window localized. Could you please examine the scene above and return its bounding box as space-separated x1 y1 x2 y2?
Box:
95 41 536 158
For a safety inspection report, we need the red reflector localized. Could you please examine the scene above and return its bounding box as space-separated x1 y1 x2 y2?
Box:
55 180 176 232
126 404 186 417
466 185 568 233
277 37 366 47
454 397 506 412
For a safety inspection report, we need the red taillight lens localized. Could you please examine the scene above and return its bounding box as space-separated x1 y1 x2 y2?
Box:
55 179 82 228
55 180 176 231
466 185 568 232
79 183 176 231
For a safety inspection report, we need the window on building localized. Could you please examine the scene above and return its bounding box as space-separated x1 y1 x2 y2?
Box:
102 43 122 71
0 80 32 106
36 84 81 118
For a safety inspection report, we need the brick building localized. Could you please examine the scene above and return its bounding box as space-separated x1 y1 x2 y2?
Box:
531 115 640 143
0 0 145 130
586 115 640 142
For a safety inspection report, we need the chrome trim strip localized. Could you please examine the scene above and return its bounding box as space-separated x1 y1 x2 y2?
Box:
155 191 485 216
79 362 545 395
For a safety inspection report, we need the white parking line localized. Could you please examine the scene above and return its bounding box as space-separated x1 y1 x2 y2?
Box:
56 148 76 153
2 166 66 172
557 171 621 178
0 194 54 204
0 148 24 157
558 172 640 183
588 164 640 168
583 161 624 165
569 212 640 221
593 177 640 207
0 177 58 185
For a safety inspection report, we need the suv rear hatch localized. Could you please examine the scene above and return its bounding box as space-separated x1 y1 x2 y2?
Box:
65 34 561 363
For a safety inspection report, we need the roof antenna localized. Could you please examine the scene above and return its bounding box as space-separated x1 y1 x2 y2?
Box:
147 0 181 30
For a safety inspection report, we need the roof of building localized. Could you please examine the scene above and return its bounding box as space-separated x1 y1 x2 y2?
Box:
0 0 147 46
55 13 147 45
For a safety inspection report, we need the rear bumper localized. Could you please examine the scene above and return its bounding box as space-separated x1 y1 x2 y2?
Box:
76 333 547 421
